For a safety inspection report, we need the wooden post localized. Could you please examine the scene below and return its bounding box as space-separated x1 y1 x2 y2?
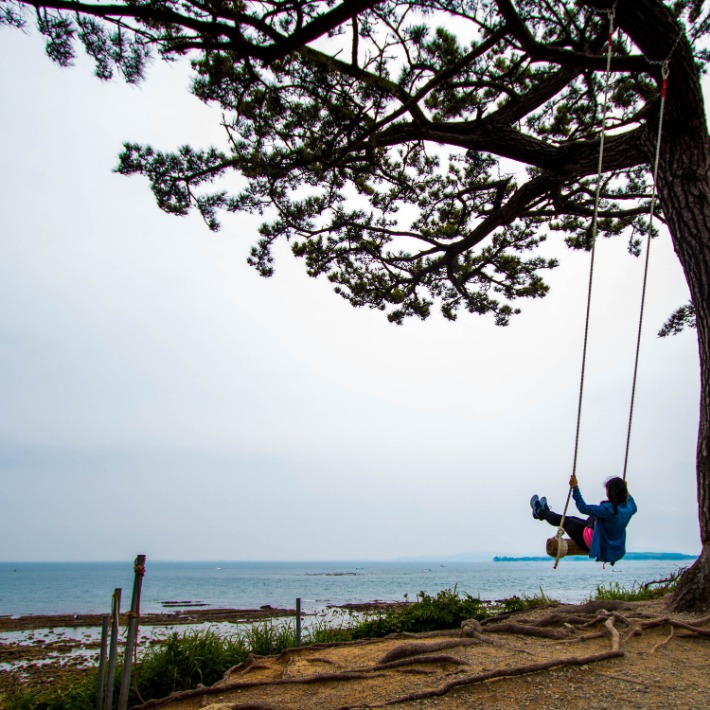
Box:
104 589 121 710
296 598 302 647
118 555 146 710
96 614 109 710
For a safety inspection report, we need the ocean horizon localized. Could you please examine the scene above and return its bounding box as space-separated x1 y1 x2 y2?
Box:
0 557 693 618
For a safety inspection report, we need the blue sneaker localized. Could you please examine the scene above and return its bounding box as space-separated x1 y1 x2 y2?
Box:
530 495 548 520
530 495 542 520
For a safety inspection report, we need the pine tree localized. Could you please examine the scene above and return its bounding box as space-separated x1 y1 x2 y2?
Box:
3 0 709 609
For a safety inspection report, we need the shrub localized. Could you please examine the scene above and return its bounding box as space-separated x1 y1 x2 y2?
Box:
133 628 249 700
350 588 489 638
500 588 559 613
591 573 679 603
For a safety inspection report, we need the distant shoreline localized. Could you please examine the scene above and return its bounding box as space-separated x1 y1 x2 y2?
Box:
493 552 697 562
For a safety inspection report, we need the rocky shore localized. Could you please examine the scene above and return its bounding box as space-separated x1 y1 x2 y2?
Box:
0 605 296 633
0 604 298 699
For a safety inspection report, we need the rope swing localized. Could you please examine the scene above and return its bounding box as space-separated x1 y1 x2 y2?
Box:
622 62 669 482
548 9 670 566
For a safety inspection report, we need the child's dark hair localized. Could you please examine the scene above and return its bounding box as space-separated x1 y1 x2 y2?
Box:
606 477 629 513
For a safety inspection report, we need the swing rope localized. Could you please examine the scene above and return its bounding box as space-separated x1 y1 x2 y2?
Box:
553 32 672 567
622 62 669 481
553 6 617 569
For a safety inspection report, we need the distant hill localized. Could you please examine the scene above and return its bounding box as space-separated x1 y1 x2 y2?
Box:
393 551 697 563
493 552 697 562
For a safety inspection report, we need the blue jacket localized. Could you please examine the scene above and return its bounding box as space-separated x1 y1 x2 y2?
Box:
572 487 637 564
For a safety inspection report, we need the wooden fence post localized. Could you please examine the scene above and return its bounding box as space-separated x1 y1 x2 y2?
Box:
118 555 146 710
96 614 109 710
104 589 121 710
296 598 302 647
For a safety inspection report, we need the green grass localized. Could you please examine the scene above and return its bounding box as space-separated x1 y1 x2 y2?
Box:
498 588 559 613
242 620 298 656
135 627 250 697
305 612 362 644
589 572 680 603
307 624 358 644
3 670 100 710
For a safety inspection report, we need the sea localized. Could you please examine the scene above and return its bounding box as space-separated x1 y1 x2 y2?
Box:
0 558 691 618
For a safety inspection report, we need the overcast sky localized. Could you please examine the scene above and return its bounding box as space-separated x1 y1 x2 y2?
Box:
0 28 702 563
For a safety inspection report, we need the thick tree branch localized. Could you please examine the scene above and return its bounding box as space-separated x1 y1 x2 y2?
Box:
496 0 649 73
377 120 646 177
20 0 386 63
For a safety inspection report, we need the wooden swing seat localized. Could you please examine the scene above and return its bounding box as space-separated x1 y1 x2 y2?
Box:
546 536 587 558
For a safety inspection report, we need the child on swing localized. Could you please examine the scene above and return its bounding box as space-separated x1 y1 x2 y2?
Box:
531 475 637 564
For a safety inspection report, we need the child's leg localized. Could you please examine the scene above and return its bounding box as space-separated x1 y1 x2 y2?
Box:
541 510 590 551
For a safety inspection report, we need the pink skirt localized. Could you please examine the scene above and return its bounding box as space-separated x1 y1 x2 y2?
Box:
583 526 594 549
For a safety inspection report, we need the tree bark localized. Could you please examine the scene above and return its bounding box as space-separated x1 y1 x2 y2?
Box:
655 116 710 612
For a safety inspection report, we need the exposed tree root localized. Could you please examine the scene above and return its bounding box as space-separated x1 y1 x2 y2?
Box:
670 619 710 638
303 656 339 665
555 630 607 644
386 629 453 639
528 613 597 627
374 654 470 671
131 671 388 709
482 622 571 639
511 600 632 617
478 603 559 625
133 603 710 710
377 639 480 664
237 662 272 676
650 625 675 654
461 619 535 654
367 618 622 708
377 649 624 706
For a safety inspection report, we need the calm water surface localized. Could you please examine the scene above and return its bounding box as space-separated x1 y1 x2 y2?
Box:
0 559 689 617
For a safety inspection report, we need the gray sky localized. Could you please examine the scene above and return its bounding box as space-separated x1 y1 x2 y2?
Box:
0 29 702 562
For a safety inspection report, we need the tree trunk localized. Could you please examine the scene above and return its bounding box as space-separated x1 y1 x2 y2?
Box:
656 124 710 612
606 0 710 612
